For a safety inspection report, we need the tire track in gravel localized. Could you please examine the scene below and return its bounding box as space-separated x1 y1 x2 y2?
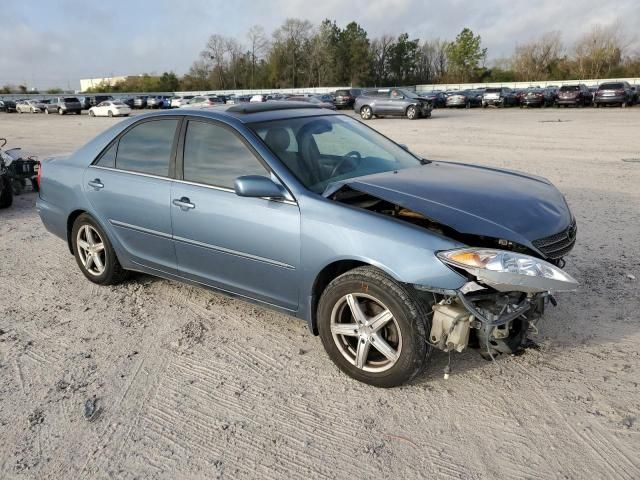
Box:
512 360 640 479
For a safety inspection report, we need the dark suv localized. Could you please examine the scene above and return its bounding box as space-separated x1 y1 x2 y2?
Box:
354 88 432 120
333 89 362 109
556 85 592 107
594 82 635 108
43 97 82 115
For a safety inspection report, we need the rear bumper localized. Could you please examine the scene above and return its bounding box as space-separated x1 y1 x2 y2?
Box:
556 98 582 105
595 95 626 104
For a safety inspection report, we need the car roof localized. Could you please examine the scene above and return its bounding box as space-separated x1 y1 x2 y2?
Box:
133 101 337 124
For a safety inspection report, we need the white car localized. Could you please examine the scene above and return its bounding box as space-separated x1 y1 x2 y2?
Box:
16 100 44 113
88 101 131 117
170 95 195 108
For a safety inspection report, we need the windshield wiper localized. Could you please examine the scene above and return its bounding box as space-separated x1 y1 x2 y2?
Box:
420 158 432 165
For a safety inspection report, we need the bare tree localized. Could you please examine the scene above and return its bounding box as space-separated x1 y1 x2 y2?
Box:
201 34 229 88
370 34 394 86
512 31 563 80
574 23 626 78
247 25 268 88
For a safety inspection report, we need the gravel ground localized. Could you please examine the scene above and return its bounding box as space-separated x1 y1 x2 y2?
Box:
1 107 639 479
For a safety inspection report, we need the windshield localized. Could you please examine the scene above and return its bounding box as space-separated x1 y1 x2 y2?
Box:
599 83 623 90
249 115 422 194
64 97 79 102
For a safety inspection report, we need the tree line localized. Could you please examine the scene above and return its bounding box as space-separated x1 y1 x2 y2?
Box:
3 19 638 94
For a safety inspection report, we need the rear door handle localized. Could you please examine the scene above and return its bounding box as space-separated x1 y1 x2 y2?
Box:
172 196 195 211
88 179 104 190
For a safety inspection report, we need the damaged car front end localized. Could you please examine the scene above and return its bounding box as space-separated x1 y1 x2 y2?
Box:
323 156 578 362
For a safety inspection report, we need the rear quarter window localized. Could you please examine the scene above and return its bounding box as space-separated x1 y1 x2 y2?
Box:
115 119 178 176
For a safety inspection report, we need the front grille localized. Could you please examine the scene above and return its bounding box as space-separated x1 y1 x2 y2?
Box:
532 220 577 260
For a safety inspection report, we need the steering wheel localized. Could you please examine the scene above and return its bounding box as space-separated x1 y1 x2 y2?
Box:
330 150 362 178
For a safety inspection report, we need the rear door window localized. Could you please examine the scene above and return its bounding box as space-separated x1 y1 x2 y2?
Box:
115 119 178 176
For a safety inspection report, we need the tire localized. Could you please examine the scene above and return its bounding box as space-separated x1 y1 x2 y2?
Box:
0 176 13 208
89 110 95 117
406 105 418 120
621 102 627 108
44 108 49 114
76 111 81 115
108 110 113 117
360 105 372 120
317 266 431 388
58 108 64 115
71 214 128 285
30 178 39 192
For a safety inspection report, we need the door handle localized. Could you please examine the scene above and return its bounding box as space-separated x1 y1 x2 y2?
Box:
88 179 104 190
172 197 195 211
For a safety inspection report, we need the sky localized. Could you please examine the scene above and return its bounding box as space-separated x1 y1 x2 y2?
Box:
1 0 638 90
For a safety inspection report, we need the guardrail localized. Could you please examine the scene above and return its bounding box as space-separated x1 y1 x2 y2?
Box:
416 78 640 92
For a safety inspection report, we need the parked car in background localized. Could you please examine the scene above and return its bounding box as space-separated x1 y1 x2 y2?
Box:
355 88 432 120
119 97 135 108
0 100 18 112
418 91 446 108
170 95 195 108
482 87 516 107
445 90 483 108
36 102 578 387
594 81 635 107
147 96 171 109
285 96 336 110
17 100 45 113
555 84 592 107
334 89 362 109
520 88 551 108
314 94 335 105
88 100 132 117
250 94 267 102
43 97 82 115
180 96 226 108
133 96 149 109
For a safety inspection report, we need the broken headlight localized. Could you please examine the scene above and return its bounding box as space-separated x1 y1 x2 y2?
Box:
437 248 578 293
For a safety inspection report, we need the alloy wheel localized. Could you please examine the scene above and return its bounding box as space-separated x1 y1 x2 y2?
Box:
76 225 106 276
330 293 402 373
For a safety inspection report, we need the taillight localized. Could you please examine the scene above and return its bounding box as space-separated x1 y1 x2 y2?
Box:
36 161 42 189
615 89 625 94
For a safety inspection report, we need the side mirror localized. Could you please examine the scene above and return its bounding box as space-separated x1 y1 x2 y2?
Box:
234 175 286 199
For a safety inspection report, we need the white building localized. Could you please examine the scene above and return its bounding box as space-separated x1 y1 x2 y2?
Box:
79 76 129 92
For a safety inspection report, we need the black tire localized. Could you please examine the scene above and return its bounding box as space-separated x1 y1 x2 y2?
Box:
71 214 128 285
406 105 418 120
30 178 39 192
317 266 431 388
89 110 95 117
0 176 13 208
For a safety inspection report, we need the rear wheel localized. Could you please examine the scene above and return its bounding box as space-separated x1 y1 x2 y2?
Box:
317 266 430 387
58 108 64 115
71 214 128 285
44 108 49 114
89 110 95 117
108 110 113 117
360 105 372 120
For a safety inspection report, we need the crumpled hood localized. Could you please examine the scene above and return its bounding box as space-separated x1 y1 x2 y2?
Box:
327 162 572 249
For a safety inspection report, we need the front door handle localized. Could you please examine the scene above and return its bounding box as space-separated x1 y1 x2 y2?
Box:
172 197 195 211
88 178 104 190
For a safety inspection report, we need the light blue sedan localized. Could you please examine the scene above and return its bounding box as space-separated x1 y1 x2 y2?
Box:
37 102 577 387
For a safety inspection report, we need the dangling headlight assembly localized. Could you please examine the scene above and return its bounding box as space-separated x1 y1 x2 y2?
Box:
437 248 578 293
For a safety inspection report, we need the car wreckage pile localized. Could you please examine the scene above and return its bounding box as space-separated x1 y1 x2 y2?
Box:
0 138 39 208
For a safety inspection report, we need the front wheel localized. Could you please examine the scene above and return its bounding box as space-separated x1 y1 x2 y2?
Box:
360 105 372 120
71 214 128 285
58 108 64 115
406 105 418 120
89 110 95 117
44 108 49 114
317 266 430 387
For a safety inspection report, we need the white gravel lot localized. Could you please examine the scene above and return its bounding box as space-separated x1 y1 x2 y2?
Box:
0 107 639 479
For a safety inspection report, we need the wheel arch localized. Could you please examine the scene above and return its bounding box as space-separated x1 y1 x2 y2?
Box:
308 259 401 335
66 209 87 253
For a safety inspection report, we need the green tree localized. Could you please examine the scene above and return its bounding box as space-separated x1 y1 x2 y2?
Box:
46 88 63 94
445 28 487 82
